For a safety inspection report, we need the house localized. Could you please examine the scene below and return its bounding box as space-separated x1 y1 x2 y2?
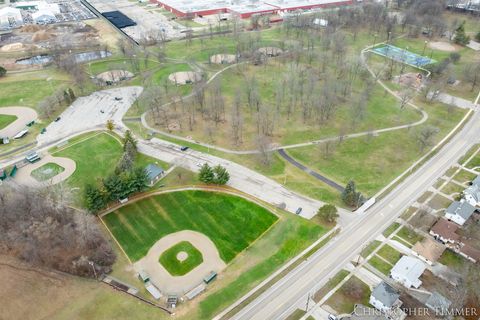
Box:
459 244 480 263
390 256 426 288
412 237 446 265
145 163 164 186
444 200 475 226
369 282 402 314
463 183 480 207
425 291 451 313
429 219 460 245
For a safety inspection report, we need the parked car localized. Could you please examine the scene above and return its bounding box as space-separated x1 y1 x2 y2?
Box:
54 117 61 122
180 146 189 151
295 207 302 215
114 97 123 101
328 314 338 320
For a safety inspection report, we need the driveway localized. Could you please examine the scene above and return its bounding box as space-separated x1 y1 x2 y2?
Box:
37 87 143 146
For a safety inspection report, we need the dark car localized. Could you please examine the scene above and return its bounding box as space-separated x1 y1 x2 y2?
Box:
114 97 123 101
295 207 302 215
54 117 61 122
180 146 189 151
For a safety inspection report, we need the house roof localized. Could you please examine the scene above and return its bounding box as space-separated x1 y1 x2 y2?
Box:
371 282 400 308
145 164 164 181
430 219 460 241
390 256 426 285
425 291 451 310
464 184 480 203
412 237 445 262
446 200 475 220
460 244 480 262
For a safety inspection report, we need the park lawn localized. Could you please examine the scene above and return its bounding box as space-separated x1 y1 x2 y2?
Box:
325 276 371 314
368 256 393 275
104 190 278 262
0 114 17 129
53 132 123 195
30 162 65 182
159 241 203 276
0 79 65 108
360 240 382 258
88 57 160 75
377 245 402 265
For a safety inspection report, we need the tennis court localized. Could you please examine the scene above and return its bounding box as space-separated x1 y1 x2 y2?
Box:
371 44 435 67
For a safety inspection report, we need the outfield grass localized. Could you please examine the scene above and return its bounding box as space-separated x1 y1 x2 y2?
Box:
30 162 65 181
0 114 17 129
104 190 278 262
159 241 203 276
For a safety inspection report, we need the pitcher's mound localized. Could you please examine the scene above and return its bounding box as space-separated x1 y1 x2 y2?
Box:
258 47 283 57
429 41 457 52
210 54 236 64
97 70 134 83
168 71 202 85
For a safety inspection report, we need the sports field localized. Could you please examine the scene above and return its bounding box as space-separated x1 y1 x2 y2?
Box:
0 114 17 130
371 44 435 66
103 190 278 262
159 241 204 276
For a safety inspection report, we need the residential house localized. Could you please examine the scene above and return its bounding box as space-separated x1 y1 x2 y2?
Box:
459 244 480 263
463 183 480 207
429 219 460 245
390 256 426 288
145 163 164 186
444 200 475 226
369 282 403 314
412 237 445 265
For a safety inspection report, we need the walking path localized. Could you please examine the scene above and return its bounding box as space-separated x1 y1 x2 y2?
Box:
277 149 344 192
0 106 38 138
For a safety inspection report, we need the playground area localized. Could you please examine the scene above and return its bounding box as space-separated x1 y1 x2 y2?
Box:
133 230 227 295
14 155 76 187
0 107 38 138
371 44 436 67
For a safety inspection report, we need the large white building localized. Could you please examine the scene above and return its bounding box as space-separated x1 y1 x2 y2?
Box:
0 7 23 29
390 256 426 289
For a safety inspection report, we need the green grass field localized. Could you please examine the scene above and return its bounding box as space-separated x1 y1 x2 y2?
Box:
159 241 203 276
325 276 371 314
377 245 402 265
30 162 65 181
0 114 17 130
104 190 278 262
0 79 65 108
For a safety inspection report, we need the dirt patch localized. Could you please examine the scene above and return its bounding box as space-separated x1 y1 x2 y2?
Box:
96 70 134 83
258 47 283 57
133 230 226 295
210 54 236 64
429 41 458 52
168 71 202 85
0 106 38 138
15 155 76 188
393 72 424 90
32 30 56 42
167 122 180 131
1 42 26 52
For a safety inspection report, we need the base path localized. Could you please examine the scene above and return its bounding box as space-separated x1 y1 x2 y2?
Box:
37 86 143 146
0 107 38 138
168 71 202 85
14 155 76 187
133 230 226 295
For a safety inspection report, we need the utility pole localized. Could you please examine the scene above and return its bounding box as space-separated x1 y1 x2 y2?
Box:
305 292 311 311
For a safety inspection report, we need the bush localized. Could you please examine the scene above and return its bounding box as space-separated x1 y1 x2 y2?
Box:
0 66 6 77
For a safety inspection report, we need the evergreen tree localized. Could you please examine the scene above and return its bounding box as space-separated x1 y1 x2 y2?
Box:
342 180 362 207
103 174 125 200
213 165 230 185
131 167 148 192
123 130 137 151
454 22 470 46
84 184 107 213
0 66 6 77
198 163 214 183
476 31 480 43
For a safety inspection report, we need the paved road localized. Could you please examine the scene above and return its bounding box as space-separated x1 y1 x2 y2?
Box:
227 107 480 320
277 149 344 192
